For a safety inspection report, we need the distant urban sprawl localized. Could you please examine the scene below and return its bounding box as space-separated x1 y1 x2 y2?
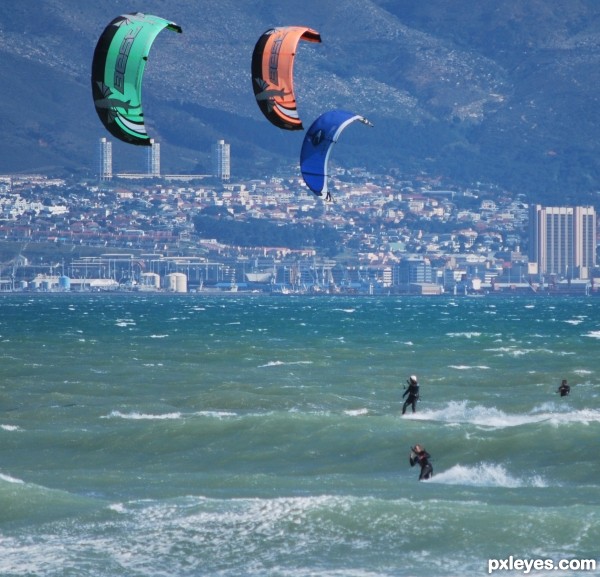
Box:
0 138 597 296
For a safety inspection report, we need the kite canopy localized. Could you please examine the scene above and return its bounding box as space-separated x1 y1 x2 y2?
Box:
300 109 373 197
251 26 321 131
91 13 182 145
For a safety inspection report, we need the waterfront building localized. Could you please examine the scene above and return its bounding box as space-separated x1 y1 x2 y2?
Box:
98 137 112 181
528 204 596 280
212 139 230 181
147 139 160 177
396 257 433 285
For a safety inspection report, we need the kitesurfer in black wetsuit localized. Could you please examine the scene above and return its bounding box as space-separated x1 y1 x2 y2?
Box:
557 379 570 397
410 444 433 480
402 375 420 415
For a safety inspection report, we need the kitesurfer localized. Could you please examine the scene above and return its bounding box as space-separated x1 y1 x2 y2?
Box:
557 379 570 397
402 375 420 415
410 444 433 480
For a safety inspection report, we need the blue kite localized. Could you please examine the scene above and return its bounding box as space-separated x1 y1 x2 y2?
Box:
300 109 373 201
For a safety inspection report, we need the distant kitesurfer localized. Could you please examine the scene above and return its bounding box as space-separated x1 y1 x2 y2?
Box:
410 444 433 480
402 375 420 415
557 379 570 397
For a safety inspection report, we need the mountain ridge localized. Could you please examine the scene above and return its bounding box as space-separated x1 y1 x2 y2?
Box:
1 0 599 206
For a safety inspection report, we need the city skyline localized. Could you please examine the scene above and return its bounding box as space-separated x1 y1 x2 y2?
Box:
0 167 597 294
96 137 230 181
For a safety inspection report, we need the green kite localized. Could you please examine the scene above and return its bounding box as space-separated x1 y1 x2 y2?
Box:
91 13 182 145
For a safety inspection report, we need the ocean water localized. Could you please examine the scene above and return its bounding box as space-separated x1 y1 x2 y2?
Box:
0 294 598 577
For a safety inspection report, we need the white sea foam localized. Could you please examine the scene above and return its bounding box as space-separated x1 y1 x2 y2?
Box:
446 332 482 338
0 472 25 484
258 360 313 368
408 401 540 427
431 463 547 488
194 411 237 419
448 364 490 370
149 334 169 339
102 410 237 420
103 411 183 420
407 400 600 428
544 408 600 426
1 424 21 432
484 346 572 357
584 330 600 339
573 369 592 375
344 408 369 416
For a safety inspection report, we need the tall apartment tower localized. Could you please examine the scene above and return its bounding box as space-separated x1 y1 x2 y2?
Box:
98 137 112 181
212 139 230 181
528 204 596 280
147 139 160 177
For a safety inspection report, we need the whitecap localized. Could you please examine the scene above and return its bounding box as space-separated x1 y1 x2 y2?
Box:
430 463 547 488
194 411 237 419
0 472 25 484
149 334 169 339
584 330 600 339
408 401 542 428
546 408 600 426
344 408 368 416
258 360 313 368
1 424 21 432
484 346 564 357
448 365 490 370
446 332 482 338
409 400 600 428
108 502 128 514
102 411 182 420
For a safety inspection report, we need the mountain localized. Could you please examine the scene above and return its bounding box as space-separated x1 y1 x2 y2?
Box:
1 0 600 206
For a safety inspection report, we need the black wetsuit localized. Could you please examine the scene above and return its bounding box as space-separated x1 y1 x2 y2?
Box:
410 448 433 480
402 383 420 414
558 383 570 397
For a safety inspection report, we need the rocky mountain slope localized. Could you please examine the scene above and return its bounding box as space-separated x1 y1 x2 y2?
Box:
1 0 599 205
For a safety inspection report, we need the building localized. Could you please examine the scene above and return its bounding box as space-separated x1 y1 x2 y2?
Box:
212 139 230 181
528 204 596 280
396 257 433 285
98 137 112 181
147 139 160 177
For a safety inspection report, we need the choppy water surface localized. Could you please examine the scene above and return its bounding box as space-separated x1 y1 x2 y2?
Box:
0 294 598 576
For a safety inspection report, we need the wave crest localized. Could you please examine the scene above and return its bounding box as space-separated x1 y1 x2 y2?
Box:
407 400 600 428
431 463 547 488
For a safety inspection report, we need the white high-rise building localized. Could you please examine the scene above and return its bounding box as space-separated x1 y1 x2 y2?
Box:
212 139 230 181
98 137 112 181
147 139 160 177
528 204 597 280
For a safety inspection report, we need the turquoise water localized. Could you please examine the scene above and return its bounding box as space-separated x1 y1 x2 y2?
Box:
0 294 599 576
